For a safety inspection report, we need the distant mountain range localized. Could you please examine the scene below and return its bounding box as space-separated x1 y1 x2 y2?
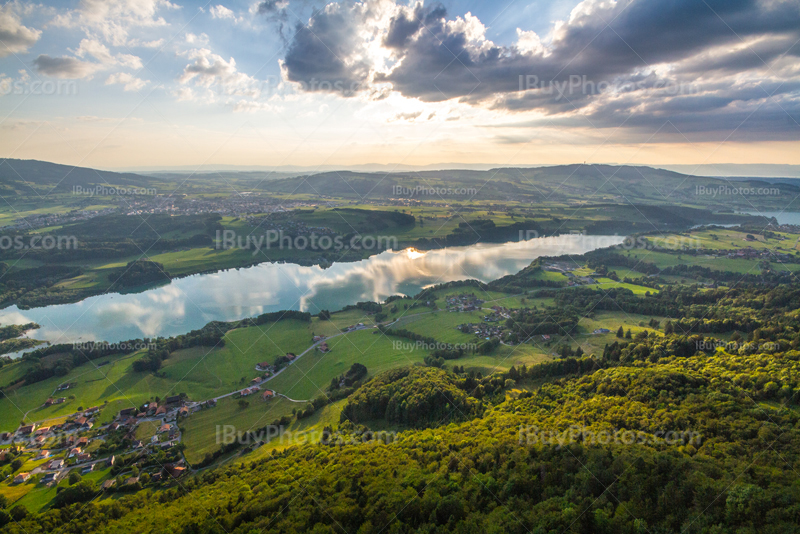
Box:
1 159 798 211
115 162 800 178
251 164 800 209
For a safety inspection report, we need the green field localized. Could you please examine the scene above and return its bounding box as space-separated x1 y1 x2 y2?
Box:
180 395 299 464
266 329 429 401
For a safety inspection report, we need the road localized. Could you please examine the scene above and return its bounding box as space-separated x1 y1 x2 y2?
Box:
197 324 378 405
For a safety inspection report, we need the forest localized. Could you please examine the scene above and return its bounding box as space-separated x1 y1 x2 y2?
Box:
3 274 800 532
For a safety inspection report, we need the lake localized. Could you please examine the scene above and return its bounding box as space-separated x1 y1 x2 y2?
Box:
0 234 624 348
740 211 800 225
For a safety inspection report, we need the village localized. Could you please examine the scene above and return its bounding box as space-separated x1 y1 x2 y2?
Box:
1 397 189 491
0 327 361 494
445 294 484 312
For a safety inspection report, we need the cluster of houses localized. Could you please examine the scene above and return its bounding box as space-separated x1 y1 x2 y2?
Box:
113 397 190 449
238 379 277 400
239 385 260 396
6 395 196 490
311 335 332 353
458 322 503 339
446 294 484 312
256 361 276 373
484 306 512 322
116 395 185 422
12 407 100 448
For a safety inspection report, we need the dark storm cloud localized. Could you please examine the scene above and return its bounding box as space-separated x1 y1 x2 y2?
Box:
279 0 800 138
675 35 800 75
380 0 800 103
281 5 371 95
257 0 291 44
383 2 445 49
257 0 286 14
496 79 800 141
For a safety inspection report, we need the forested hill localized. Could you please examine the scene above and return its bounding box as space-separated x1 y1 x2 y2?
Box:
3 160 798 211
258 164 800 208
5 337 799 533
0 159 157 194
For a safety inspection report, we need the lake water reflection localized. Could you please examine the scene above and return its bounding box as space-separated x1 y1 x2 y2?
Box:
0 235 624 346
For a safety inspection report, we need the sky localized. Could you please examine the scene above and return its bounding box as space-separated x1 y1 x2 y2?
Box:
0 0 799 170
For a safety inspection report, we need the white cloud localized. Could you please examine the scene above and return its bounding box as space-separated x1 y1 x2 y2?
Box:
52 0 180 47
75 37 115 64
105 71 148 91
209 4 247 25
74 38 145 69
185 32 209 45
173 86 195 101
127 37 166 48
178 48 261 99
210 5 234 19
0 3 42 57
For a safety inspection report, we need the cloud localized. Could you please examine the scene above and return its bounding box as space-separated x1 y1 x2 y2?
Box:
382 2 445 50
0 3 42 57
105 72 148 91
76 37 143 69
178 48 261 100
127 37 166 48
53 0 180 47
173 86 195 101
280 1 395 96
257 0 289 15
185 32 209 45
210 5 235 19
32 37 144 83
33 54 102 78
208 4 247 24
278 0 800 140
390 110 423 121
